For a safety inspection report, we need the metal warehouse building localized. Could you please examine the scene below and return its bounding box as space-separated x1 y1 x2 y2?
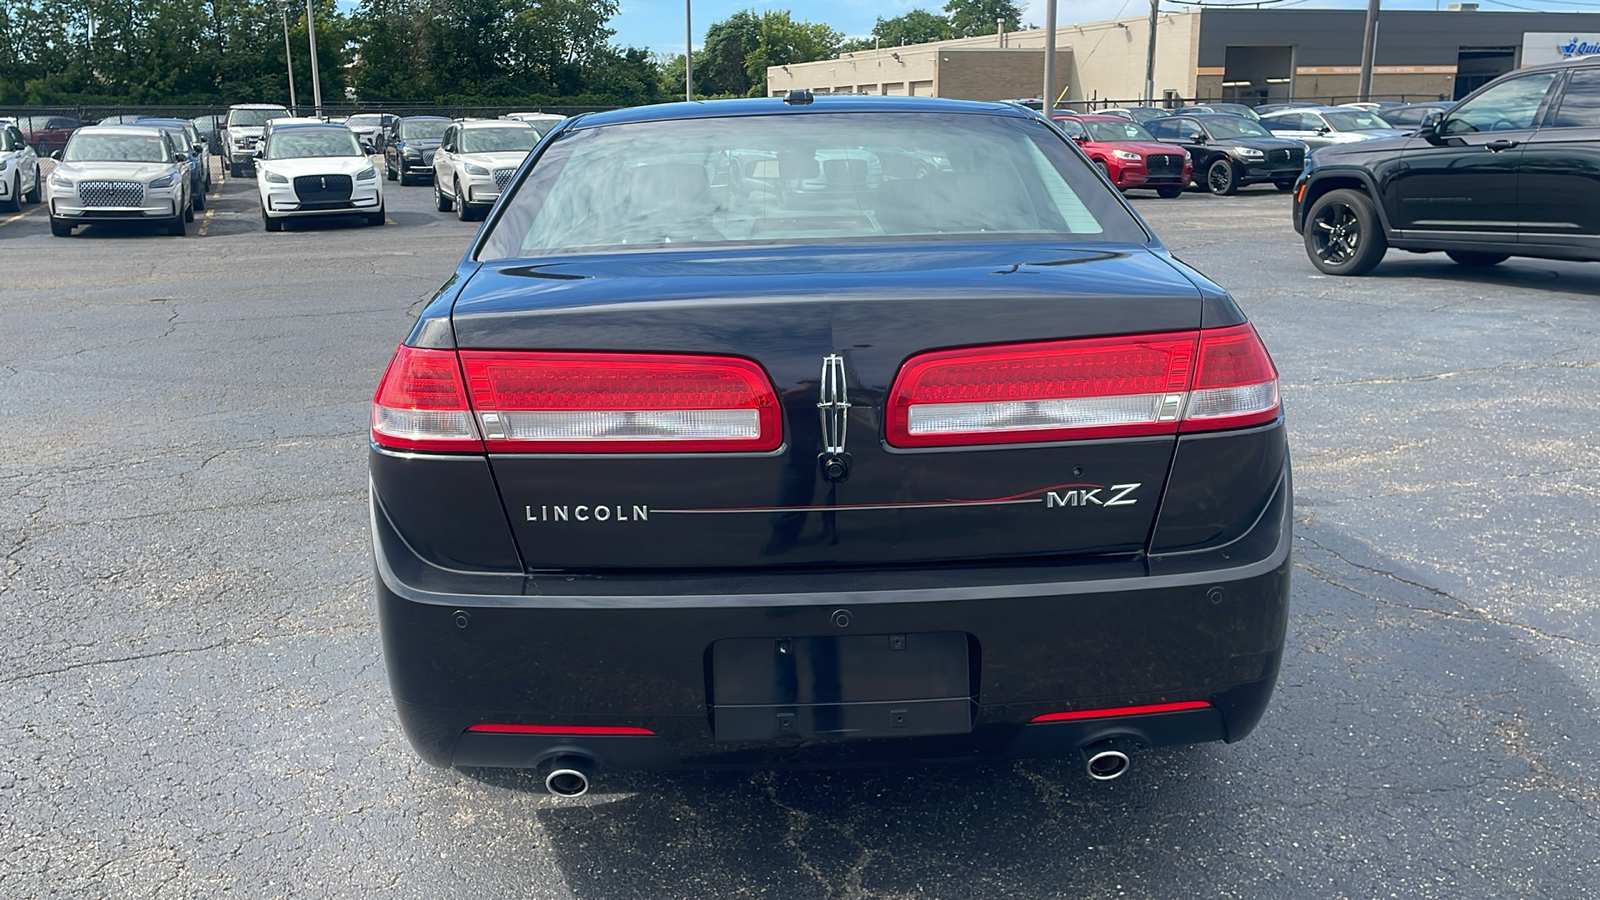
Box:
766 7 1600 106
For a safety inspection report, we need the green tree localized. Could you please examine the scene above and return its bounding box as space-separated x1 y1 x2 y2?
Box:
874 9 953 47
698 9 760 96
944 0 1021 38
743 10 841 96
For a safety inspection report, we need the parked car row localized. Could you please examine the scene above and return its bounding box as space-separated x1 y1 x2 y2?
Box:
1052 110 1304 197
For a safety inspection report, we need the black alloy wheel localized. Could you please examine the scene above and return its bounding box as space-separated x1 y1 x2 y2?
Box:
1304 188 1387 276
1156 186 1184 199
1445 251 1510 267
1207 159 1239 196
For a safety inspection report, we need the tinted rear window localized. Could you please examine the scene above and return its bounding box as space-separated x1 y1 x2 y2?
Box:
479 112 1147 259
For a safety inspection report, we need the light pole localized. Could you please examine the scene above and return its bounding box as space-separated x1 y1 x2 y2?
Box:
1144 0 1159 105
1042 0 1057 117
684 0 694 101
277 2 298 113
1357 0 1380 102
305 0 324 117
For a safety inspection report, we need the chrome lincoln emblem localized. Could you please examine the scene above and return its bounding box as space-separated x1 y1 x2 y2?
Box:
817 354 850 455
319 176 327 190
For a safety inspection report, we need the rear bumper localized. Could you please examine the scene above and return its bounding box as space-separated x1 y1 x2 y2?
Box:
374 460 1293 771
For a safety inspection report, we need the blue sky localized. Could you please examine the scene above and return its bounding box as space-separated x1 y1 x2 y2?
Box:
611 0 1600 55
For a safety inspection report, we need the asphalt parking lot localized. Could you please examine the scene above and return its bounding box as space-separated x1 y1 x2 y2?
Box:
2 169 1598 898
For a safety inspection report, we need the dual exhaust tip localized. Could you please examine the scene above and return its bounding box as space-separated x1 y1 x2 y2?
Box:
541 744 1131 796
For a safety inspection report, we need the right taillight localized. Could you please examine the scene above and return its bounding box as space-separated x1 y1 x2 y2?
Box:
886 324 1279 447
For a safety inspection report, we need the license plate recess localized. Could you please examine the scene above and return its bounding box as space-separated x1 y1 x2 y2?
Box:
710 632 974 741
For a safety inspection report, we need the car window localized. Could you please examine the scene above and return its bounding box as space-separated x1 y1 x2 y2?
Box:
1323 109 1389 131
480 113 1148 259
228 108 287 127
0 129 13 151
1201 117 1271 139
401 120 449 140
265 130 363 159
1551 69 1600 128
1051 117 1087 139
64 133 172 163
1085 120 1157 142
1263 114 1301 132
1148 118 1183 139
1439 72 1558 135
461 127 540 154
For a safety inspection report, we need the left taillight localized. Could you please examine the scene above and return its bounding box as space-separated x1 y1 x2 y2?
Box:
371 345 482 452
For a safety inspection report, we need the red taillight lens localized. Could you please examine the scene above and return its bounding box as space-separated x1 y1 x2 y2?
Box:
458 351 782 453
371 345 482 452
887 332 1197 447
886 325 1279 447
1180 323 1280 432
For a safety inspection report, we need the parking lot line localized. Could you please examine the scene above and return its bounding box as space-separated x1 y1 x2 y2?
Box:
197 207 216 237
0 206 42 227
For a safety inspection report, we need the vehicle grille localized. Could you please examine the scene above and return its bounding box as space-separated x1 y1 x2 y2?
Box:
493 168 514 192
77 181 144 207
422 150 436 165
1146 154 1184 178
294 174 353 205
1266 148 1303 168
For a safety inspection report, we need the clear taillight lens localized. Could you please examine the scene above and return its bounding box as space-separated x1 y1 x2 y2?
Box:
371 345 481 452
887 324 1279 447
458 351 782 453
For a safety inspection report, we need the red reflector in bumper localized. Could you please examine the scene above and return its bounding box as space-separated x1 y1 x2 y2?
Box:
1029 700 1212 723
465 724 656 736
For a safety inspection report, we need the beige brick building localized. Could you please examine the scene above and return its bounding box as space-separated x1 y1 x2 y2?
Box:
768 7 1600 107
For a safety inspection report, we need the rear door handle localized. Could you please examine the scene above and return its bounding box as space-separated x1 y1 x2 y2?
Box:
1485 140 1520 152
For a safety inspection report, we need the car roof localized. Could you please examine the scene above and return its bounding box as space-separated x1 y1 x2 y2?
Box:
1078 114 1138 122
573 95 1032 131
460 119 534 129
399 115 452 122
230 103 289 109
271 123 353 133
75 124 168 136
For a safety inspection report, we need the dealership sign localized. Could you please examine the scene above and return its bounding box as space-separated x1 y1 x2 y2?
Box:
1522 32 1600 67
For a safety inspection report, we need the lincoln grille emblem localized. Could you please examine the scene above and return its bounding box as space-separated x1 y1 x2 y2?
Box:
817 354 851 481
319 176 327 190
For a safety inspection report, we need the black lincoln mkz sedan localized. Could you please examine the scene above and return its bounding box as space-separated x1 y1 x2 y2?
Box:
370 94 1292 795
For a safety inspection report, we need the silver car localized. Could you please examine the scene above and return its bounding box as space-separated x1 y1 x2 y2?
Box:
46 126 193 237
1259 106 1407 151
0 120 42 212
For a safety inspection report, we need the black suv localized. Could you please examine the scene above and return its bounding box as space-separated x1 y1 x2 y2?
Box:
1294 56 1600 275
1147 113 1306 195
382 116 450 185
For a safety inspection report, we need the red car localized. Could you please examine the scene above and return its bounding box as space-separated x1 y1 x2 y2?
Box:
1054 114 1192 198
18 116 85 158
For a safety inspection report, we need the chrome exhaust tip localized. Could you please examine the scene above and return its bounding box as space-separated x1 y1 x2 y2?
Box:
1082 741 1132 781
544 757 593 797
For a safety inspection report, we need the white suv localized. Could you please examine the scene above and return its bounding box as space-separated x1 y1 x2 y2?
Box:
431 120 540 221
256 124 383 231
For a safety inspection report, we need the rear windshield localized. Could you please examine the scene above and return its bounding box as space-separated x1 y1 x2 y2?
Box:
462 127 540 154
1202 117 1271 139
1086 120 1157 142
64 133 172 163
228 108 287 127
266 130 363 159
479 112 1147 259
401 120 449 140
347 116 381 127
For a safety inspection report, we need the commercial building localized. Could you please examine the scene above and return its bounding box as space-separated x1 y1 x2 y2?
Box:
766 7 1600 106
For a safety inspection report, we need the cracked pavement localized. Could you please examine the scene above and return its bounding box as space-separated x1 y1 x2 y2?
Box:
1 180 1597 898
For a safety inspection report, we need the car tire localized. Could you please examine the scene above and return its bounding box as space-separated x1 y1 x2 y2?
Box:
1207 159 1239 196
367 206 386 227
1275 180 1295 192
229 162 242 178
1156 186 1184 199
1304 188 1387 276
193 185 206 212
50 217 72 237
386 160 397 181
455 180 473 221
1445 251 1509 267
24 169 42 204
398 164 412 187
0 176 18 212
435 178 452 212
183 200 194 223
262 209 283 232
168 213 187 236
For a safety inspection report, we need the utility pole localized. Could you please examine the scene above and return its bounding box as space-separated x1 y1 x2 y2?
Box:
1043 0 1057 117
685 0 694 101
1145 0 1159 105
305 0 323 117
278 3 297 113
1357 0 1380 102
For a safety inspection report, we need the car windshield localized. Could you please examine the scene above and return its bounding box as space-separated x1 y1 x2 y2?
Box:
461 127 540 154
1210 104 1258 119
1086 120 1157 142
64 133 171 163
401 120 449 140
266 130 363 159
480 112 1147 259
347 116 382 127
1323 109 1391 131
1202 117 1272 139
229 108 287 128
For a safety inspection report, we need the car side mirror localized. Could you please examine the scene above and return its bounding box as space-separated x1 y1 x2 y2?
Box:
174 152 189 161
1416 120 1446 144
1188 133 1206 143
1316 126 1331 134
1071 134 1087 143
50 150 62 160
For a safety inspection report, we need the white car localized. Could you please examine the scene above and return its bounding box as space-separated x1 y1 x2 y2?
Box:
256 123 383 231
432 120 540 221
46 126 193 237
1 120 42 212
500 112 566 136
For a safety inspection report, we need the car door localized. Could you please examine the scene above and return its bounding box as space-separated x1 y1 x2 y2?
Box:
1516 67 1600 250
1390 71 1559 237
7 125 37 192
1264 112 1319 148
436 126 456 193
